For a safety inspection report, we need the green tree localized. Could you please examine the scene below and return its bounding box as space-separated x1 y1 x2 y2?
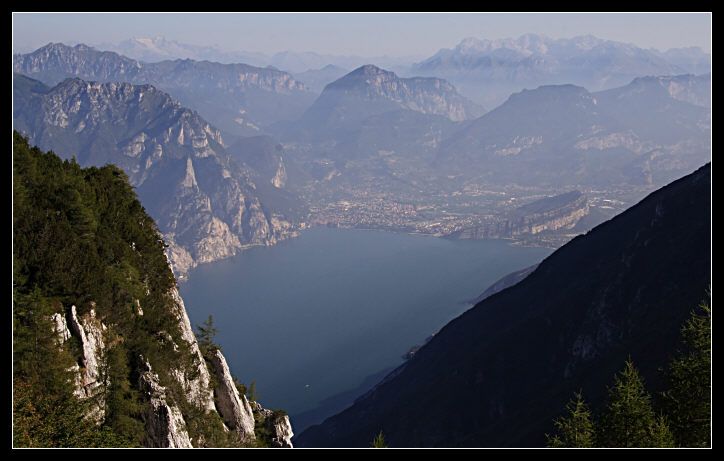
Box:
649 415 675 448
102 343 144 446
247 381 257 402
662 294 711 447
196 314 219 354
371 431 388 448
598 359 674 447
546 392 595 447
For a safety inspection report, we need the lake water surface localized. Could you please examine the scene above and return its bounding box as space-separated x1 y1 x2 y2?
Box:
179 228 552 428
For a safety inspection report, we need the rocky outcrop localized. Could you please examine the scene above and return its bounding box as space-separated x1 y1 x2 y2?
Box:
67 304 107 422
50 311 83 399
271 158 287 189
447 191 589 240
168 288 216 412
139 361 193 448
250 401 294 448
51 312 71 344
208 349 256 442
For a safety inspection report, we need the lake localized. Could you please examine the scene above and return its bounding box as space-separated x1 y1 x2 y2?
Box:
179 227 552 431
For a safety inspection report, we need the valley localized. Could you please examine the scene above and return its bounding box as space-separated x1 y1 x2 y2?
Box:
12 14 711 448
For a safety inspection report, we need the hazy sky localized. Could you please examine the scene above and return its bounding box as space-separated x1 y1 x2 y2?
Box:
13 12 711 57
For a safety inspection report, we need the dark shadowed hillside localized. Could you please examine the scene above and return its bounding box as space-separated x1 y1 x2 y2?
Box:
296 163 710 447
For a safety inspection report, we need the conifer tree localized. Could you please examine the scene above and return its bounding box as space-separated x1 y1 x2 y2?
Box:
546 392 595 447
598 359 673 447
371 431 388 448
662 294 711 447
196 314 219 354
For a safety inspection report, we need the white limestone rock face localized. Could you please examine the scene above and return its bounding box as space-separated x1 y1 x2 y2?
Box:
51 312 71 344
250 401 294 448
50 311 83 396
168 287 216 412
139 361 193 448
208 349 256 442
271 158 287 189
269 414 294 448
67 304 107 422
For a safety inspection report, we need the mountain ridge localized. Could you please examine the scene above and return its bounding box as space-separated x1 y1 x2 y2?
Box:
296 162 710 447
13 74 302 278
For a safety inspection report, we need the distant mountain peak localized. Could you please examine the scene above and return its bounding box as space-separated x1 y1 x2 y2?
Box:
348 64 391 77
312 64 483 123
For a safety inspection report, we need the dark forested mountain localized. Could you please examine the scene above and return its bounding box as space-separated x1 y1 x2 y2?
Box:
437 81 710 188
296 163 710 447
13 43 316 138
13 134 293 447
410 34 705 108
286 64 483 141
13 74 301 278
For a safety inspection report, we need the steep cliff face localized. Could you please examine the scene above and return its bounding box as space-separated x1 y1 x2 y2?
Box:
251 402 294 448
13 75 300 278
208 350 256 442
13 135 292 447
139 361 194 448
47 290 292 448
448 191 589 240
169 288 216 412
67 305 107 422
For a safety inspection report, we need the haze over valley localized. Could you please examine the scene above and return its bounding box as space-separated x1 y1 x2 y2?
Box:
12 13 711 448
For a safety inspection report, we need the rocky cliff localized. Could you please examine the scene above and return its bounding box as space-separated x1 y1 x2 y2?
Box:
13 134 293 447
447 191 589 240
13 75 301 278
46 290 294 447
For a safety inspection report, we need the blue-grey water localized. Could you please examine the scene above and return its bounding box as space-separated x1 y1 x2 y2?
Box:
179 228 552 423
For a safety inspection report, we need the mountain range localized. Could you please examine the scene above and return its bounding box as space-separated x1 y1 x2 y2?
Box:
296 162 711 447
14 42 711 264
410 34 711 108
436 76 710 188
92 36 423 74
13 43 316 139
13 74 302 278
